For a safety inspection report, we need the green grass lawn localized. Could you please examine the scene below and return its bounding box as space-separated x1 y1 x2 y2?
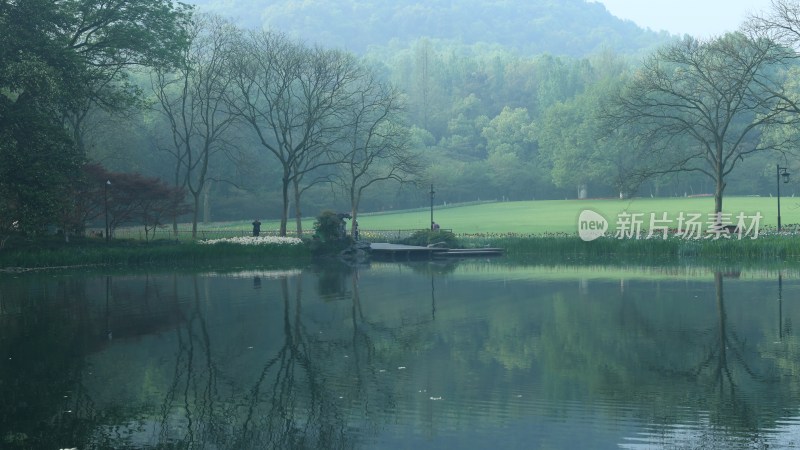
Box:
131 195 797 237
338 196 793 234
14 196 800 268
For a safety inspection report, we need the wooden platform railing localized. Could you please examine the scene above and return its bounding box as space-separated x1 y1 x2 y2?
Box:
106 228 449 242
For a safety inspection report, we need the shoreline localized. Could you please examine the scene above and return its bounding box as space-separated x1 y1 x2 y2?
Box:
1 234 799 270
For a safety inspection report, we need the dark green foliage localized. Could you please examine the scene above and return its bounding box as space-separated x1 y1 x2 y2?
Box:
401 229 459 248
0 0 191 117
0 0 191 237
0 236 310 268
474 235 800 262
0 97 84 235
310 210 352 255
313 210 347 243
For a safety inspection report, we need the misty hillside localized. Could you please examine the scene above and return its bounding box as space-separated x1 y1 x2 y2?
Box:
185 0 672 56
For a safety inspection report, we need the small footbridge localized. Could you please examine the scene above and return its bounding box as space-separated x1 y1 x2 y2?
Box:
369 243 504 259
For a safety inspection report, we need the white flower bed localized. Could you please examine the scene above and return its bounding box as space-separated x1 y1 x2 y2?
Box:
199 236 303 246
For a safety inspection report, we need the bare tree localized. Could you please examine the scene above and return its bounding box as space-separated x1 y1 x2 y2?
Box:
745 0 800 47
335 73 419 236
607 33 800 213
152 14 239 238
287 48 367 236
230 32 363 236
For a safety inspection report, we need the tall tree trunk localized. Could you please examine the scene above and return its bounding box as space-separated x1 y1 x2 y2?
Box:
350 188 360 236
203 179 213 224
714 271 728 385
191 192 200 239
577 184 588 199
293 178 303 236
280 174 289 236
713 145 725 214
714 163 725 214
173 161 182 238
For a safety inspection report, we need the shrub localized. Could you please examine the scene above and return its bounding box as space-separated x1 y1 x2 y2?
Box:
310 210 352 255
401 229 459 248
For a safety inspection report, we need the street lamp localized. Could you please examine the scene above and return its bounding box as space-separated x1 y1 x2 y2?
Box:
777 165 790 232
104 180 111 243
429 184 435 230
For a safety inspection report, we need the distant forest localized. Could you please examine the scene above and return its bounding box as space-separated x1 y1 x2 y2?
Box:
189 0 672 56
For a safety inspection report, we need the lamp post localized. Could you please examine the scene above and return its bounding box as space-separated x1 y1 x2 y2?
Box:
429 184 435 230
104 180 111 243
777 165 790 232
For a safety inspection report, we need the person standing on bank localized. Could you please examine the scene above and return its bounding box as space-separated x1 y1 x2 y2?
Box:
252 219 261 237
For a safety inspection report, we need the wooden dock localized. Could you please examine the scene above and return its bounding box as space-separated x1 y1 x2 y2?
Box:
369 243 504 259
369 243 449 259
438 247 504 257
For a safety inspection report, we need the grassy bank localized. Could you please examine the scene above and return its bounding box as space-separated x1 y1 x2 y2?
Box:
6 234 800 271
466 234 800 263
0 236 310 270
5 194 800 269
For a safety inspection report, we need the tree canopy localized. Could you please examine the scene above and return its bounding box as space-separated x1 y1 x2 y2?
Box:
0 0 191 234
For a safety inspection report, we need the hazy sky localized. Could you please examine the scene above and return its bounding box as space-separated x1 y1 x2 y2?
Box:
592 0 775 39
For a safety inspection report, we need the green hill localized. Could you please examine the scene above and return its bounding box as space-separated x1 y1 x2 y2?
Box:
186 0 672 56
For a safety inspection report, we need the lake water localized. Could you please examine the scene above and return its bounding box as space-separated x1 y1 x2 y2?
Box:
2 260 800 449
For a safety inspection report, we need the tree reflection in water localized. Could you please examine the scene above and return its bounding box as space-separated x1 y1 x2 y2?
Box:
151 274 356 449
704 272 779 431
633 271 795 447
3 264 800 449
0 272 363 449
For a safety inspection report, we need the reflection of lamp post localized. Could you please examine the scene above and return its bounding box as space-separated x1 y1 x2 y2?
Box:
429 184 435 230
104 180 111 243
777 165 790 231
431 273 436 320
106 275 112 340
778 273 784 343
